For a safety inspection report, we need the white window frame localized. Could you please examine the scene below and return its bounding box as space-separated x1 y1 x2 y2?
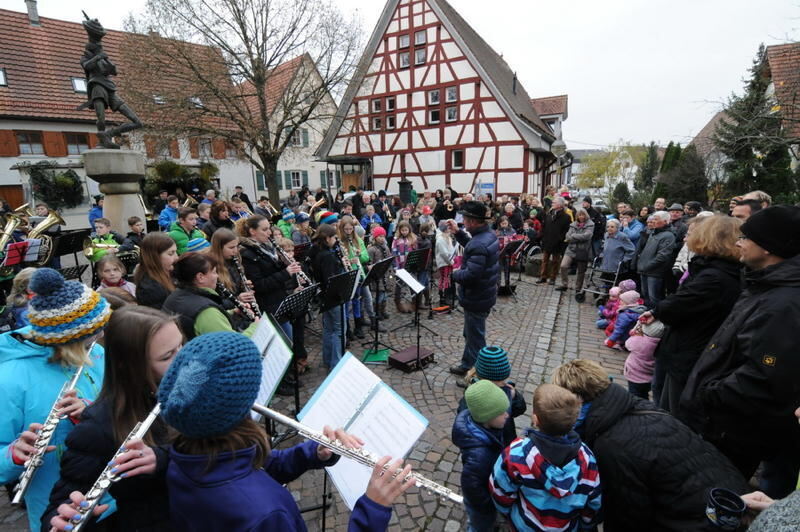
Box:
398 34 410 49
291 171 302 189
428 89 440 105
371 116 383 131
398 52 410 69
290 129 302 147
428 109 440 125
0 68 6 86
445 106 458 123
16 131 44 155
371 98 382 113
225 142 238 159
65 133 90 155
452 149 464 170
415 30 427 46
71 77 87 93
446 86 458 103
386 115 396 130
386 96 396 111
415 48 426 66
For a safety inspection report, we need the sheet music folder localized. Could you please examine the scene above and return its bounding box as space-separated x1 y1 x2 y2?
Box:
298 353 428 509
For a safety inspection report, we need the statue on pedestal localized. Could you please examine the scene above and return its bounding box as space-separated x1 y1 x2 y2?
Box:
78 12 143 149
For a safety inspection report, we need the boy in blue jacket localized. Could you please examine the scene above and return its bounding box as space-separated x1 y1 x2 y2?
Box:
452 379 510 532
158 195 179 231
490 384 602 531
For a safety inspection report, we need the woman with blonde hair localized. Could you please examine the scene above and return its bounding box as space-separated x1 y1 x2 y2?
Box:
337 215 376 338
639 215 744 413
5 266 37 329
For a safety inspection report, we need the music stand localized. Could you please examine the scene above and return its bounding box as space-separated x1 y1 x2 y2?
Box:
391 268 433 390
516 244 541 285
293 242 312 262
391 247 437 336
360 255 395 362
53 229 92 282
321 269 360 356
498 239 524 301
1 241 29 268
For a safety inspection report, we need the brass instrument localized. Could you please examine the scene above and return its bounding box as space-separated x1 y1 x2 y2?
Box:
137 194 154 220
309 197 326 216
231 255 261 316
70 404 162 531
82 237 119 259
252 404 463 504
12 203 35 219
26 209 66 266
0 213 23 277
183 196 199 208
268 236 313 286
217 281 257 322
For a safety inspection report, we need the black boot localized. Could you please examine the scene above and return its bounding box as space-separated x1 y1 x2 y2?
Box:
353 317 365 339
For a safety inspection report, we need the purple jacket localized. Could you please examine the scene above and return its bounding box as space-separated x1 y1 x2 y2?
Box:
609 305 647 344
167 441 391 531
624 334 660 383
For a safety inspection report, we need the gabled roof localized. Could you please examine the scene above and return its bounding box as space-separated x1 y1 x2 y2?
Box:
316 0 555 160
239 54 306 119
690 110 728 159
766 42 800 140
531 95 568 119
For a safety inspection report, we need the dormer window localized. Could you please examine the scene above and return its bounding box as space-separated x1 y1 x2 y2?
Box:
188 96 204 108
71 77 87 93
153 94 166 105
398 34 410 49
0 68 6 87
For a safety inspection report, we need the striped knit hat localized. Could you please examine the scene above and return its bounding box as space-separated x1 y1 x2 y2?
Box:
27 268 111 345
282 208 295 221
475 346 511 381
186 237 210 253
316 210 338 225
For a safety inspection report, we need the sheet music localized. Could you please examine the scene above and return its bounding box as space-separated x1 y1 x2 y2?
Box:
250 318 293 420
395 268 424 294
298 353 380 430
249 316 273 354
24 239 41 262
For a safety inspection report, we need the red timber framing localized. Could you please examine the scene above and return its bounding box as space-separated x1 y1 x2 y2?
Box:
318 0 556 196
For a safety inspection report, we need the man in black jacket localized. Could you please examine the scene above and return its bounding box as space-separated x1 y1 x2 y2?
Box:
682 206 800 498
231 185 254 212
582 196 606 258
537 196 571 285
446 202 499 376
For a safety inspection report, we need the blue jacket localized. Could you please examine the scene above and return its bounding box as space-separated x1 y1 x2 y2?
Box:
0 328 105 531
88 205 103 227
620 219 644 246
600 232 635 272
452 409 505 515
360 213 383 230
167 441 392 531
453 224 499 312
609 304 647 343
158 205 179 231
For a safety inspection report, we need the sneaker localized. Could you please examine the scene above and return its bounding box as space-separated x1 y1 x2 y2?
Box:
449 365 469 376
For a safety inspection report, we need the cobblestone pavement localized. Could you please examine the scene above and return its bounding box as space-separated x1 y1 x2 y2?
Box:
1 273 628 531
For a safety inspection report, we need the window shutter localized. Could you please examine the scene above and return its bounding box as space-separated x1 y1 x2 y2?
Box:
42 131 67 157
87 133 99 149
302 129 309 147
283 171 292 190
189 138 199 158
169 139 180 158
256 171 265 190
320 170 327 187
335 170 341 189
302 170 308 186
283 127 291 142
211 138 225 159
0 130 19 157
144 136 157 158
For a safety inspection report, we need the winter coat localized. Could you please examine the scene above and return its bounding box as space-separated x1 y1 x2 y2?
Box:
135 273 173 309
167 222 206 255
88 205 103 227
624 333 660 384
599 298 620 321
367 241 392 292
162 286 257 339
564 220 595 261
239 240 294 315
609 304 647 344
42 397 171 532
158 205 178 231
578 383 750 532
620 218 644 246
652 256 742 385
490 428 601 531
166 442 391 531
600 232 635 272
671 243 694 275
201 217 234 239
670 219 688 244
0 330 105 532
457 383 527 445
636 226 676 276
451 410 505 515
748 489 800 532
434 230 455 269
452 224 499 313
118 231 145 253
586 206 606 241
540 208 571 254
88 232 125 263
276 220 294 239
681 255 800 459
99 279 136 297
291 228 312 246
360 213 383 230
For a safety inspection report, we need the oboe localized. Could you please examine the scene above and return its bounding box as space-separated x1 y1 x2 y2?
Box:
216 281 257 322
231 255 261 316
268 236 313 286
251 404 463 505
12 365 85 504
71 404 162 532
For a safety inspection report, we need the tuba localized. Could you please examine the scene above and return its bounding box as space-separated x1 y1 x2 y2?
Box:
183 196 199 208
0 213 23 277
26 210 66 266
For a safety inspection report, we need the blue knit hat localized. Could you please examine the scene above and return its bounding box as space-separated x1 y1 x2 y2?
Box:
186 237 210 253
296 212 310 224
27 268 111 345
158 332 262 438
475 346 511 381
282 208 295 221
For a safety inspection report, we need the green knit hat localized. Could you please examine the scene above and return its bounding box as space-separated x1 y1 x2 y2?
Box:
465 380 510 424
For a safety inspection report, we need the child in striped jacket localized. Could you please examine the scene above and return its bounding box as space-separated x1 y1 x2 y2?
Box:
490 384 602 531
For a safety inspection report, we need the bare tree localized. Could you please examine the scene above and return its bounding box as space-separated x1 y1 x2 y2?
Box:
123 0 363 205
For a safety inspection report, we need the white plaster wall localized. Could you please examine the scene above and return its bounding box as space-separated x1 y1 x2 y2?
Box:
498 145 523 167
498 172 523 192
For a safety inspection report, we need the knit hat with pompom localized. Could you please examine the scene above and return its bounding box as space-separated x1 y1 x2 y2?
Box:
159 332 262 438
27 268 111 345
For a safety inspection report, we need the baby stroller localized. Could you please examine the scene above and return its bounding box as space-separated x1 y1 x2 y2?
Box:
578 256 632 305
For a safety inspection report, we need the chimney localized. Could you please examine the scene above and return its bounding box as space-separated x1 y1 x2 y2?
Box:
25 0 40 26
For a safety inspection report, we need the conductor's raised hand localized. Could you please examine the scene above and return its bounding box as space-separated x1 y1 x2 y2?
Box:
49 490 108 532
446 219 459 233
366 456 415 507
317 426 365 461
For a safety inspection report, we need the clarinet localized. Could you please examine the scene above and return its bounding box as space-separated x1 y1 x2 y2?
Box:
268 236 313 286
216 281 257 322
12 364 86 505
231 255 261 316
334 236 352 271
251 404 463 505
71 405 162 532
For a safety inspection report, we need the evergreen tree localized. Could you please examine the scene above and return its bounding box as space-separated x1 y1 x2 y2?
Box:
635 141 661 191
610 182 632 207
661 144 709 205
713 44 794 196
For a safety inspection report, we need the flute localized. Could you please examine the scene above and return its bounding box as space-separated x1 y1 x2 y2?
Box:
71 404 162 532
231 255 261 316
251 404 463 505
12 364 86 505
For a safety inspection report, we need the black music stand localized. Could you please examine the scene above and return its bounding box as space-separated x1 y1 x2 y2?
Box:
391 268 433 390
360 255 396 358
53 229 92 282
293 242 312 262
321 269 360 356
516 243 541 285
498 239 524 301
391 247 437 336
274 284 320 416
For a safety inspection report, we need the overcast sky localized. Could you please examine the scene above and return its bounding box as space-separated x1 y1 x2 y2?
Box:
4 0 797 149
